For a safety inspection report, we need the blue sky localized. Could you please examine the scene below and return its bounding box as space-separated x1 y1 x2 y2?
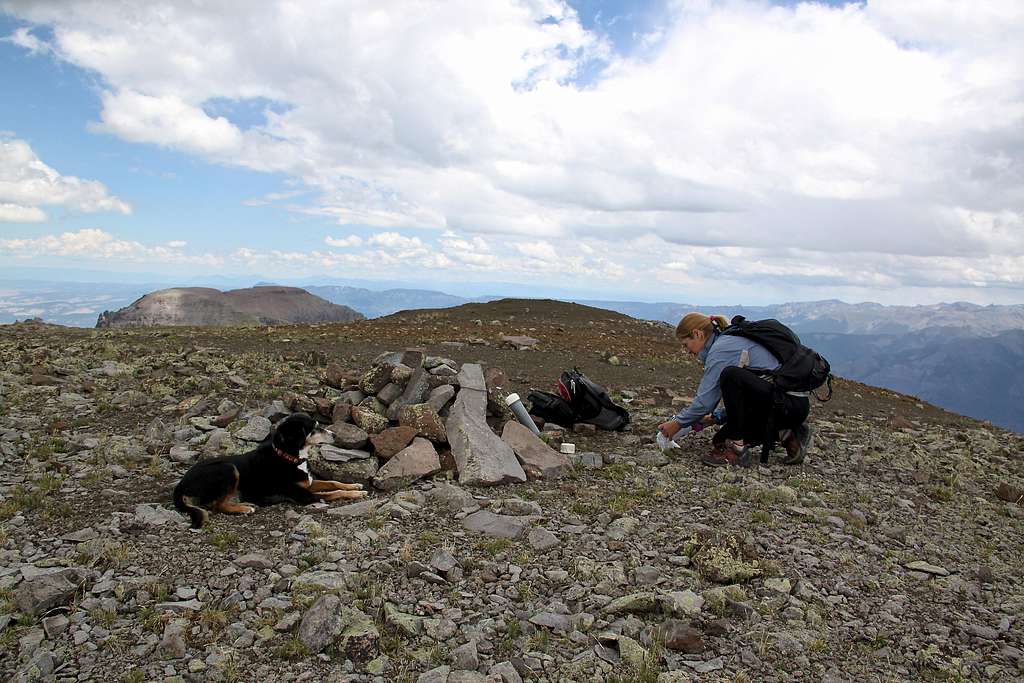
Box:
1 1 1022 305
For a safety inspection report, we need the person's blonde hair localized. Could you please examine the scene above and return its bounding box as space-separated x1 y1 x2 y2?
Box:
676 312 730 340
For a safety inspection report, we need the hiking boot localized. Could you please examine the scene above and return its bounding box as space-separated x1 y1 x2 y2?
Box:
701 443 755 468
781 424 814 464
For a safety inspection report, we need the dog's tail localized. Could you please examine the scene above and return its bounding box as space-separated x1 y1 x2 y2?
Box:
173 484 208 529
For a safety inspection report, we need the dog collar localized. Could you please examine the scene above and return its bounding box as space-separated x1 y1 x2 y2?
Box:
274 446 301 464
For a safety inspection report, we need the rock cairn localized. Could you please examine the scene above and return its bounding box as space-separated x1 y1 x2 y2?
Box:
277 349 571 492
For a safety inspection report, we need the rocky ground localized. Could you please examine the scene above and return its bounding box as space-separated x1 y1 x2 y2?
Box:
1 299 1022 683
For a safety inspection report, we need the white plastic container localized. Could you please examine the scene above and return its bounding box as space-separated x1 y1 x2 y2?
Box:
505 393 541 435
656 427 692 453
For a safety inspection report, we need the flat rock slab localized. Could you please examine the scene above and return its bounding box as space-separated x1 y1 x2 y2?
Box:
661 590 705 617
319 445 372 462
373 437 441 491
501 334 539 349
326 499 383 518
235 416 272 442
681 656 725 673
527 527 561 552
292 570 350 591
904 560 950 576
456 363 487 392
156 599 203 612
234 553 274 569
447 368 526 487
14 567 90 616
134 503 184 527
529 612 573 631
425 483 479 514
461 510 531 539
500 421 571 479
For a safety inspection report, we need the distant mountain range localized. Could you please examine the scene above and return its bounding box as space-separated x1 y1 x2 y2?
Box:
804 328 1024 432
2 277 1021 432
577 299 1024 335
96 286 363 328
304 285 496 318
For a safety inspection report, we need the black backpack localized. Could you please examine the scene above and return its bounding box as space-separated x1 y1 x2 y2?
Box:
721 316 833 399
556 368 630 431
721 316 832 462
526 390 577 428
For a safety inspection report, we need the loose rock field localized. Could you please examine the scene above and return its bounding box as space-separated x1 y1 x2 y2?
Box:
1 301 1022 682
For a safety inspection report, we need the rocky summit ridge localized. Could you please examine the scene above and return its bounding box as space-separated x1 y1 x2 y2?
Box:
1 299 1022 682
95 286 364 328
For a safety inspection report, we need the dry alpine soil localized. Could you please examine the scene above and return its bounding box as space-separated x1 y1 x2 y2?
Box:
1 298 1021 683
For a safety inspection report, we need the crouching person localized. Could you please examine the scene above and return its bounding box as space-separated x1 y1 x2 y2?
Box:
657 312 813 466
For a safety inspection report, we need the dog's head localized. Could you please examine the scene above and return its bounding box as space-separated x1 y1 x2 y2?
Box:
272 412 319 456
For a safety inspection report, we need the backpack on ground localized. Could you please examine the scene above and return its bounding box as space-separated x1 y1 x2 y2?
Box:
721 316 833 462
556 368 630 431
526 390 577 427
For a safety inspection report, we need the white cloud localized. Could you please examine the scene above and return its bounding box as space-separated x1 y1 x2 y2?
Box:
5 26 48 54
0 138 132 221
367 232 425 250
2 0 1023 301
91 90 243 156
324 235 363 248
516 241 560 262
0 228 222 265
0 203 46 222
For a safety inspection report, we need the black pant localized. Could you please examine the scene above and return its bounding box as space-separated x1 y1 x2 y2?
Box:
713 366 809 445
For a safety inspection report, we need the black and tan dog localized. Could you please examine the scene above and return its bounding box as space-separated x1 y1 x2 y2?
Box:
172 412 366 528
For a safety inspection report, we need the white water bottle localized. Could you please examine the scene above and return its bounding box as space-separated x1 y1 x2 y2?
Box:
505 393 541 435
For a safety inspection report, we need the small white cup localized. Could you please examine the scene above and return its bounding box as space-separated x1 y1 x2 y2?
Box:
560 442 576 454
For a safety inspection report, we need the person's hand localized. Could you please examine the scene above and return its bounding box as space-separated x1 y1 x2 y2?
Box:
699 414 716 426
658 421 681 438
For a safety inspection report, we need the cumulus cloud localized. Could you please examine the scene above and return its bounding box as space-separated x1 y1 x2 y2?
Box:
0 137 132 221
367 232 425 250
0 203 46 223
0 228 221 265
2 0 1022 301
324 235 363 248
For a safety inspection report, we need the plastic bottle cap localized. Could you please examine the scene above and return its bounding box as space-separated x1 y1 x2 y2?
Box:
505 393 521 406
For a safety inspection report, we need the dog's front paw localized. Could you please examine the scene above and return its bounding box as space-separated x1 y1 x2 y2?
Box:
242 504 257 514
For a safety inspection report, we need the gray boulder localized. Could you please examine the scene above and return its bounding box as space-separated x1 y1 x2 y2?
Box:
387 367 432 420
308 448 378 486
298 594 380 660
500 421 571 479
14 567 90 616
373 438 441 491
446 364 525 486
328 422 369 450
